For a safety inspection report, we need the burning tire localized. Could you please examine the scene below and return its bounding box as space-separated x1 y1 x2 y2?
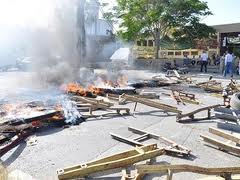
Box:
230 93 240 110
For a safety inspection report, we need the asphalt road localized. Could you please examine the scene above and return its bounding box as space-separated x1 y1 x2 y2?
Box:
0 70 240 180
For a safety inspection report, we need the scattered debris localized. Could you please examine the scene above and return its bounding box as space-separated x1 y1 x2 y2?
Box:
165 70 192 83
162 90 199 105
196 80 223 93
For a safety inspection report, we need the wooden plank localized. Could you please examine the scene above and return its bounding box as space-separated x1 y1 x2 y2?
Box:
120 94 181 113
209 128 240 144
59 144 157 172
133 134 149 141
128 127 159 139
128 127 190 153
0 130 32 157
162 92 199 105
200 134 240 155
57 144 165 180
71 96 111 109
136 164 240 176
177 104 222 120
110 133 144 146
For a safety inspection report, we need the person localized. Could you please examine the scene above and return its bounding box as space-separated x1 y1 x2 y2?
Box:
223 51 233 77
191 55 196 66
183 55 189 66
210 53 216 65
220 53 226 74
238 58 240 75
200 51 208 72
214 54 220 65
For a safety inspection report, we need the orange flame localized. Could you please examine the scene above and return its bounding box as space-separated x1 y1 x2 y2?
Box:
63 83 103 96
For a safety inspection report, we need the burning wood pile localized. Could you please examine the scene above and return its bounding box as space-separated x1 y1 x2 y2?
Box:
0 72 187 158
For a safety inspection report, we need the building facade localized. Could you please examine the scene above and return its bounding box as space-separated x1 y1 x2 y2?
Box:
133 23 240 60
212 23 240 55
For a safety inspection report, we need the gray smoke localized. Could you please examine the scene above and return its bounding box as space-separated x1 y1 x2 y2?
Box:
28 0 81 87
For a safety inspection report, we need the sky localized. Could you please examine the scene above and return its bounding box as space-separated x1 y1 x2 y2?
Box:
202 0 240 25
100 0 240 26
0 0 238 27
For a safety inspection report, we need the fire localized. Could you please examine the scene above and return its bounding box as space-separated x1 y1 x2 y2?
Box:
62 75 128 97
63 83 103 97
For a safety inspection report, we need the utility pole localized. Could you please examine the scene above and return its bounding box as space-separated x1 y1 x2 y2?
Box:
77 0 87 67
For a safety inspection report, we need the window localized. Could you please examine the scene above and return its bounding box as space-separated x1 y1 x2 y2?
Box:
191 51 198 56
148 40 153 46
183 51 190 56
168 52 174 55
175 51 182 56
143 40 147 46
137 41 141 46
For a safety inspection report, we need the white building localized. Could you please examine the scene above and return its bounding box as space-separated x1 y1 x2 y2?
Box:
85 0 113 36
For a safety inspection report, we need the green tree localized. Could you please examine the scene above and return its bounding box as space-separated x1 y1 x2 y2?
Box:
172 21 216 49
106 0 213 59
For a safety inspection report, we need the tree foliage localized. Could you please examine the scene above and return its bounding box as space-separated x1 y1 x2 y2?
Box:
105 0 214 58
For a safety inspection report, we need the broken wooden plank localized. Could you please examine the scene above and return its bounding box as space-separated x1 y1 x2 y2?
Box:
120 94 181 113
162 92 199 105
171 91 185 105
110 127 191 157
0 124 33 134
176 104 222 122
0 130 32 157
1 111 63 126
135 164 240 177
128 127 190 153
200 134 240 155
57 144 165 180
209 128 240 144
110 133 143 146
71 96 112 109
81 111 130 120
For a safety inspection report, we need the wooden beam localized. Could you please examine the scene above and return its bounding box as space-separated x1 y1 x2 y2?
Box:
128 127 190 153
209 128 240 144
120 94 181 113
177 104 222 121
136 164 240 176
0 130 32 157
110 133 144 146
57 144 165 180
200 134 240 155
